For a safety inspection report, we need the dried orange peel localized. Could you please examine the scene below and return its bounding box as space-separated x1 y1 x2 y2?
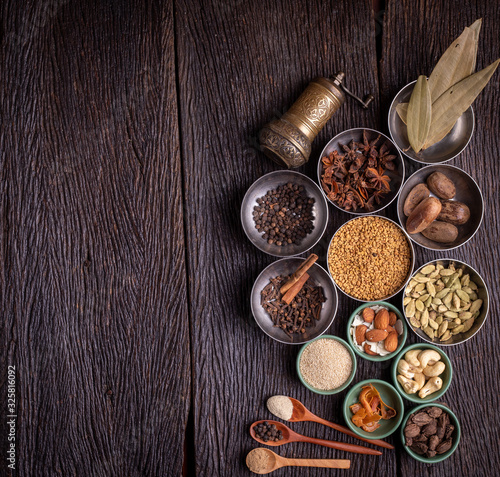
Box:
349 384 396 432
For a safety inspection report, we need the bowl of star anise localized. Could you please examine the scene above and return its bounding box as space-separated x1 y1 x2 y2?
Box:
317 128 404 214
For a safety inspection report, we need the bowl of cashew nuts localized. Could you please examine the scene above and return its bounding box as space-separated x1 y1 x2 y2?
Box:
391 343 452 403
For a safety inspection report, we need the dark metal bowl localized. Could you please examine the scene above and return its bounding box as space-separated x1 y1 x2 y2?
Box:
250 257 338 345
397 164 484 251
388 81 474 164
241 171 328 257
317 128 404 215
403 259 489 346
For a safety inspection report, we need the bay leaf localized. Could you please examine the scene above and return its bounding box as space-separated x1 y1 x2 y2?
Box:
407 75 432 153
396 103 408 124
423 58 500 148
469 18 482 73
428 26 477 102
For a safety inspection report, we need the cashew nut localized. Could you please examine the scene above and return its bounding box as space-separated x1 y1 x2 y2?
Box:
423 361 446 377
418 349 442 368
397 375 419 394
404 349 422 367
397 359 423 379
418 376 443 398
413 372 426 391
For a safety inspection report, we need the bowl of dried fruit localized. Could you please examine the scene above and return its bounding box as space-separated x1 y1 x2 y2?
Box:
317 128 404 215
251 256 338 345
343 379 404 439
391 343 452 404
401 403 461 463
403 259 489 345
241 171 329 257
397 164 484 251
347 302 407 362
327 215 414 302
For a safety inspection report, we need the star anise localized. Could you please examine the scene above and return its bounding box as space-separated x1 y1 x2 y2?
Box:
355 129 381 157
378 142 397 171
365 167 391 191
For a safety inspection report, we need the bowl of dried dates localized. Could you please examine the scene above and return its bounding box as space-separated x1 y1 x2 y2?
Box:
401 403 461 463
317 128 404 215
347 302 407 362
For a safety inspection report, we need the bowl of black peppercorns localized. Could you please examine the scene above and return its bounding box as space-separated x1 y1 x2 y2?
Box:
241 171 328 257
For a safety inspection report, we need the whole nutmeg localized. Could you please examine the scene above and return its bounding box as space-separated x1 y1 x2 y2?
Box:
362 307 375 323
374 309 390 330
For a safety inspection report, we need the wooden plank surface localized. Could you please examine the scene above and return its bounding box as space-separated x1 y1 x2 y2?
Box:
380 1 500 475
176 1 390 475
0 1 190 476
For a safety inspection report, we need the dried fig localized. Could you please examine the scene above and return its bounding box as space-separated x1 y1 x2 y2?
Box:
410 443 428 455
404 423 421 438
436 438 453 454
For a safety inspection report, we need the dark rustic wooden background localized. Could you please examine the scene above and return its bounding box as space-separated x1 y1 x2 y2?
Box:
1 1 498 476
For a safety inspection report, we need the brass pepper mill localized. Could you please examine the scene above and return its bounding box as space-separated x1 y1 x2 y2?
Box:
259 73 374 168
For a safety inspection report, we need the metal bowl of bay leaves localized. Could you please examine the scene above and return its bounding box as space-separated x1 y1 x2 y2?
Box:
402 259 489 346
241 170 329 257
250 257 338 345
388 81 474 164
397 164 484 251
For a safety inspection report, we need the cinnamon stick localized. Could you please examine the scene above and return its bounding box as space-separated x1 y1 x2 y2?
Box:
282 273 310 305
280 254 318 294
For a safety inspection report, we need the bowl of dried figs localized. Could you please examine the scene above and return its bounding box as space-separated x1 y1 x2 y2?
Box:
397 164 484 251
347 302 407 362
317 128 404 215
401 403 461 463
403 259 489 345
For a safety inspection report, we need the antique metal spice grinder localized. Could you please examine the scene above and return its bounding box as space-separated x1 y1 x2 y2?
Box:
259 72 374 168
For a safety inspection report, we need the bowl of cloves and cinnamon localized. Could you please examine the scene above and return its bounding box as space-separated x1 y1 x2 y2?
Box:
401 403 461 463
250 254 338 344
317 128 404 215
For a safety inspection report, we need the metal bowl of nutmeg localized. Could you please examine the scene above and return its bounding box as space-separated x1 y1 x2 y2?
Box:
397 164 484 251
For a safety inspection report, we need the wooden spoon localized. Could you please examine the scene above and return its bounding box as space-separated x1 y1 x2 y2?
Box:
286 397 395 450
246 448 350 474
250 420 382 455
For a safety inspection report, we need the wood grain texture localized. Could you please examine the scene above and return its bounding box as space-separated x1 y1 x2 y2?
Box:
176 1 387 475
0 1 190 476
380 1 500 476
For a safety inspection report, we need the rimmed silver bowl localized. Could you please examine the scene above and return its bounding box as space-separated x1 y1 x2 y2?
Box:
250 257 338 344
397 164 484 251
327 215 415 302
317 127 405 215
402 258 489 346
388 81 474 164
241 171 328 257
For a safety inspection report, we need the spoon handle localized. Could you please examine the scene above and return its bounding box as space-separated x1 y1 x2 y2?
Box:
313 415 395 450
281 457 350 469
299 436 382 455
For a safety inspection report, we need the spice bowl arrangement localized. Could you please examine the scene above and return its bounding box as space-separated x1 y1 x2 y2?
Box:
241 170 328 257
296 335 356 394
347 302 407 361
401 403 461 463
327 215 415 302
251 257 338 344
343 379 404 439
397 164 484 251
317 128 404 214
388 81 474 164
403 259 489 345
392 343 452 404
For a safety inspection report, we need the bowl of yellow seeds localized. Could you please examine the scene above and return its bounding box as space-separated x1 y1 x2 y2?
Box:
327 216 414 302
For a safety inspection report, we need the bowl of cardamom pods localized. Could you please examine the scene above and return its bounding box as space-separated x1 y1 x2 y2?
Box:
388 19 499 164
402 259 489 346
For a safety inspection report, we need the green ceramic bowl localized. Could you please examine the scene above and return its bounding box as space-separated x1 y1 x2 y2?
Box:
391 343 452 403
346 301 408 362
296 335 356 395
343 379 404 439
401 403 461 463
